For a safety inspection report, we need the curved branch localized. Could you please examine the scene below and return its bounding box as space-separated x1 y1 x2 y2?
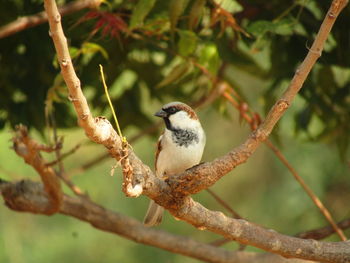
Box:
43 0 350 261
0 180 313 263
171 197 350 263
0 0 101 39
11 125 62 214
166 0 349 196
223 86 346 241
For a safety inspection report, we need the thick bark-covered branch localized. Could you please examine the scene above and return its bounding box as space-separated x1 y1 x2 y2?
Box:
42 0 350 262
165 0 349 196
0 180 313 263
172 198 350 263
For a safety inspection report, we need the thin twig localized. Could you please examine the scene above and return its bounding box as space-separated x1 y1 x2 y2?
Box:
68 122 161 176
224 86 347 241
209 238 231 247
44 0 349 260
0 0 102 39
206 187 247 250
223 86 347 240
206 189 242 219
265 140 347 240
68 81 224 177
296 218 350 240
50 111 89 199
46 142 82 166
12 125 63 214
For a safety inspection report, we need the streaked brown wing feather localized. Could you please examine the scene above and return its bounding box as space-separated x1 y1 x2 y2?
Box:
154 133 163 173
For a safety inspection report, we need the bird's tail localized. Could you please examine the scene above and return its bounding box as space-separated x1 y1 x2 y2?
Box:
143 200 164 227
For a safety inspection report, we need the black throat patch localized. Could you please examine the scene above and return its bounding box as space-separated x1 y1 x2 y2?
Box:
171 128 199 147
163 117 199 147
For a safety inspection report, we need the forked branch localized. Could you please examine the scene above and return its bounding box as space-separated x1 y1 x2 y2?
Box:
11 125 62 214
0 179 315 263
41 0 350 262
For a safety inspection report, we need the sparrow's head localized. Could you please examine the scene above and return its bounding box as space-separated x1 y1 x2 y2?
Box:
154 102 200 130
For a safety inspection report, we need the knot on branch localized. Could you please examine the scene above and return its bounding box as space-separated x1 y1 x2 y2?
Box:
1 180 52 214
252 129 268 142
162 194 191 213
331 0 348 15
121 143 143 197
92 116 113 142
276 99 289 113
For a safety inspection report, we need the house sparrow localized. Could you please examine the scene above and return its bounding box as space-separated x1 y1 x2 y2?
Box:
143 102 206 226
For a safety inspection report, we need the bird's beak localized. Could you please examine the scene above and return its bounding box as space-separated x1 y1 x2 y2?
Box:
154 109 167 118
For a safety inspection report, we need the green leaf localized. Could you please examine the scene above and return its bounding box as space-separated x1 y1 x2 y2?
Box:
331 65 350 87
247 20 274 37
295 106 312 132
248 18 294 37
80 42 108 66
110 70 137 99
199 42 220 74
298 0 323 20
169 0 189 35
129 0 157 29
214 0 242 13
273 18 294 36
81 42 109 59
178 30 198 57
141 14 170 34
157 62 190 88
323 33 337 52
188 0 206 30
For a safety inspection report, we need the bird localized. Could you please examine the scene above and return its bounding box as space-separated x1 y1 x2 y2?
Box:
143 101 206 226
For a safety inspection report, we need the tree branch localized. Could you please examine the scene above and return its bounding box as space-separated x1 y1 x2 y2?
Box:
222 86 347 241
165 0 349 196
43 0 350 261
171 198 350 263
0 0 101 39
0 179 315 263
264 140 347 241
11 125 63 214
296 218 350 240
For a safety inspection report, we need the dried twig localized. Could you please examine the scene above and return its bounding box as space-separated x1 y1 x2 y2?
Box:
265 140 347 240
165 0 349 194
206 188 242 219
68 80 224 176
46 142 81 166
223 87 347 241
0 0 102 39
42 0 350 261
296 218 350 240
48 111 88 199
11 125 62 214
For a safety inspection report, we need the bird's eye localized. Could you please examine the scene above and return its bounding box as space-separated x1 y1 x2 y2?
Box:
167 107 177 114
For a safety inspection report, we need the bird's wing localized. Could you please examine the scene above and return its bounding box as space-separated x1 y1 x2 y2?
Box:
154 133 163 175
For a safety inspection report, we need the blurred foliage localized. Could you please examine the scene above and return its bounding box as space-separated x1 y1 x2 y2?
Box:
0 1 350 262
0 0 349 154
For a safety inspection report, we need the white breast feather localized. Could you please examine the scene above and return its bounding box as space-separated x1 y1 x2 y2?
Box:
156 127 205 178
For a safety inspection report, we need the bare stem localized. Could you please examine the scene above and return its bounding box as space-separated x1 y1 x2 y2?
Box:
0 0 102 39
0 179 314 263
42 0 349 261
